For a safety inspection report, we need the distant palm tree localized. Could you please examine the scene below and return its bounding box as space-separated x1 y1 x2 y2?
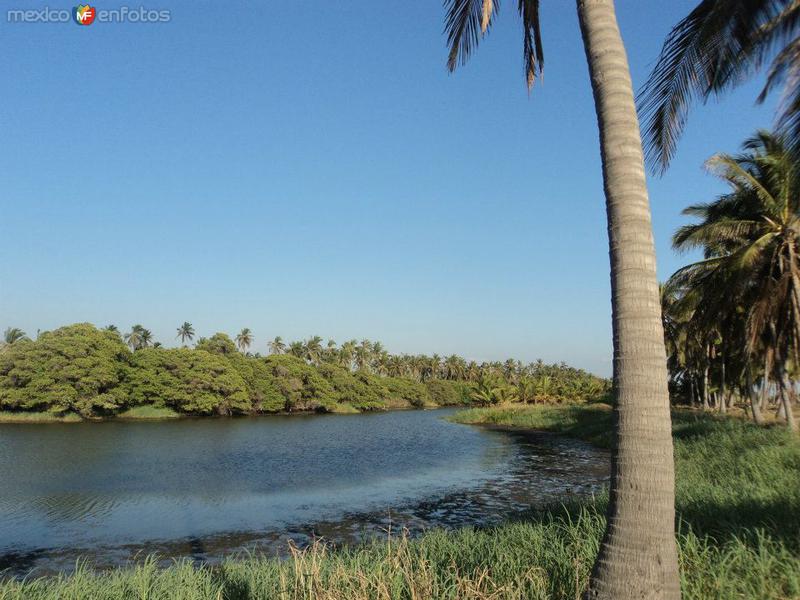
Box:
269 336 286 354
125 324 153 350
3 327 28 346
518 379 537 404
139 328 154 349
104 324 119 333
471 377 498 406
236 328 253 354
493 385 519 404
466 361 480 382
304 336 323 364
339 340 356 369
288 341 305 358
176 322 195 346
354 341 371 371
322 339 338 363
124 325 143 351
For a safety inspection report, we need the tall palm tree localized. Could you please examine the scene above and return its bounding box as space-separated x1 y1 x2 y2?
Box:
339 340 356 369
444 1 679 595
139 328 154 349
176 322 195 346
668 131 800 431
3 327 28 346
288 341 305 358
639 0 800 171
124 325 144 351
323 339 338 363
236 328 253 354
354 341 371 371
269 336 286 354
304 335 323 364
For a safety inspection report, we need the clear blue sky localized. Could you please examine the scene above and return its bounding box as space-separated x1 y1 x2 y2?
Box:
0 1 773 376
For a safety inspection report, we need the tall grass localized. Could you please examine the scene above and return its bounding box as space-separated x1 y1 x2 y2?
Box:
2 404 798 599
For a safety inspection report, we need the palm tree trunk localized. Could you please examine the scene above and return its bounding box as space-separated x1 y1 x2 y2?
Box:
780 369 798 433
576 1 680 597
762 350 772 411
719 345 727 414
702 363 710 410
746 365 764 425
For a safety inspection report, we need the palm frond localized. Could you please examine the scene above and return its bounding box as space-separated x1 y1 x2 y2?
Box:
445 0 492 72
638 0 791 174
518 0 543 90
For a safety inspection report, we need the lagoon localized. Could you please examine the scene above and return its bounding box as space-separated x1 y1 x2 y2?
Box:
0 408 608 576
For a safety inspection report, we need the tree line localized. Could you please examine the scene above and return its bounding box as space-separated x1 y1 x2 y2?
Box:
0 323 608 418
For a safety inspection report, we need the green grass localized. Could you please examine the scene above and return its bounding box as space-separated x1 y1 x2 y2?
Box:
2 404 798 599
0 411 82 423
449 403 615 448
115 405 181 420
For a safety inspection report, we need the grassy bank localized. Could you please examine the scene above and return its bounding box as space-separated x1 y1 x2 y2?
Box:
0 411 82 423
449 403 615 448
1 404 798 599
115 405 182 420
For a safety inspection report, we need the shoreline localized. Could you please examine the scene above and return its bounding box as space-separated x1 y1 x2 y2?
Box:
0 403 459 424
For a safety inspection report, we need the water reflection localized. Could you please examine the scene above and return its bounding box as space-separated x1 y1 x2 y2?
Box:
0 409 608 576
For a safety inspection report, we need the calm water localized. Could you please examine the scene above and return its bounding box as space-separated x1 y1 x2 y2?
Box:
0 408 608 576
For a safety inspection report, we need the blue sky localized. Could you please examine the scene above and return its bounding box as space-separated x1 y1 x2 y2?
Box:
0 1 773 376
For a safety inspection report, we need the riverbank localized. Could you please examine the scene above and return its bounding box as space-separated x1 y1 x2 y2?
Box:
0 402 445 423
1 404 798 599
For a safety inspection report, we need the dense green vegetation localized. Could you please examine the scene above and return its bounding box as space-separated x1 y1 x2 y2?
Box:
661 132 800 432
0 323 607 420
2 404 796 599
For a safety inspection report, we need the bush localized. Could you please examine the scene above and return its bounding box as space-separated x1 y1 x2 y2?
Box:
262 354 338 412
197 334 284 412
317 363 388 410
126 348 251 415
0 323 130 417
426 380 474 406
383 377 431 408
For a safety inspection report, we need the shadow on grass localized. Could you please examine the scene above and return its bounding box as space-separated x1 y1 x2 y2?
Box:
505 406 800 551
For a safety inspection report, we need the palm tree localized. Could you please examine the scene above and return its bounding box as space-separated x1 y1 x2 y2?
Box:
354 340 371 371
139 328 154 349
493 385 519 404
269 336 286 354
444 1 679 595
124 325 144 351
639 0 800 171
288 341 305 358
668 131 800 431
304 335 323 364
471 377 497 406
176 322 195 346
3 327 28 346
323 339 338 363
518 378 537 404
104 324 119 334
236 328 253 354
339 340 356 369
